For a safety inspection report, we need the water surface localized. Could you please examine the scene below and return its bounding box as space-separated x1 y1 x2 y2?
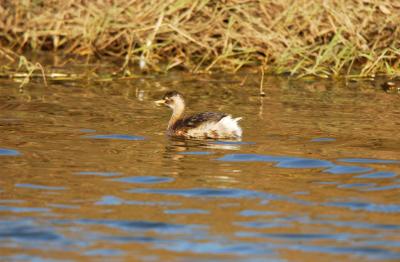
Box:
1 74 400 261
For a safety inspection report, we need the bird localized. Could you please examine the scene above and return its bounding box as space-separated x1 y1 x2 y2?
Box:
155 91 242 139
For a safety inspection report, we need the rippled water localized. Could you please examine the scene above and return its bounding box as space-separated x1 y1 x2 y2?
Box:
1 73 400 261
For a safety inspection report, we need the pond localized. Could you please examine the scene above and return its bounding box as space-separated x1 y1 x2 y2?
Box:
1 72 400 261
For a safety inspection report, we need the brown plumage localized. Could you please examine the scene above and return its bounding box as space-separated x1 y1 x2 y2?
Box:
155 91 242 139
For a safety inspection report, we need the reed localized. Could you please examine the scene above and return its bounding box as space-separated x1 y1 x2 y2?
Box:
0 0 399 77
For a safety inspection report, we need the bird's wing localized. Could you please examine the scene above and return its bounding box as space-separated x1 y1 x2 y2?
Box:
174 112 227 129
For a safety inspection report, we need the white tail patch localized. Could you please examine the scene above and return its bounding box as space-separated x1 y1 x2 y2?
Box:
186 115 242 138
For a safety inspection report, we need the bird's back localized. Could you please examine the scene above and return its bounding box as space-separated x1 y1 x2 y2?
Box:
170 112 242 139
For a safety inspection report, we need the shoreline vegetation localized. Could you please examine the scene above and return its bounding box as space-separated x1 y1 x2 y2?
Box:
0 0 400 79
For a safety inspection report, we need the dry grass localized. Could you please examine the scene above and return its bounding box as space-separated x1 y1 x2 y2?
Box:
1 0 400 77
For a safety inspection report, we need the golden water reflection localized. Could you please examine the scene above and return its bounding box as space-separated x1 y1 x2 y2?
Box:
0 74 400 261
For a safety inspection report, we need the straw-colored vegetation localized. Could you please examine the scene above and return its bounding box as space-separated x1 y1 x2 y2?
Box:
1 0 399 77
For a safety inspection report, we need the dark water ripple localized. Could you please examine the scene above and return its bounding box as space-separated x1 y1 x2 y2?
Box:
74 219 206 234
237 231 352 240
127 188 313 210
362 184 400 192
326 201 400 213
153 238 275 256
258 215 400 231
292 245 400 260
237 231 400 260
0 219 62 243
148 233 400 260
305 218 400 231
104 235 158 243
217 153 379 174
128 188 280 200
104 234 278 258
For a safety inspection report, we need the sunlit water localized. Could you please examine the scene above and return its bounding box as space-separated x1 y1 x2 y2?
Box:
1 73 400 261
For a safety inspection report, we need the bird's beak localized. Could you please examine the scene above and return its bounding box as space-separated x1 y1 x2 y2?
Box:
155 99 166 106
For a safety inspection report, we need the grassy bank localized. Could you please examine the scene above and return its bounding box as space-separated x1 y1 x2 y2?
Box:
1 0 399 77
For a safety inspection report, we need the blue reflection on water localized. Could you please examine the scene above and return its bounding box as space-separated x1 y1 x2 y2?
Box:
151 238 275 257
0 206 50 213
113 176 173 184
326 201 400 213
237 231 343 240
324 165 373 174
338 158 400 164
178 151 213 155
0 148 21 156
216 153 377 174
128 188 280 200
356 171 397 179
95 195 179 207
217 154 333 169
303 217 400 230
236 221 290 229
84 249 124 256
217 154 288 162
239 210 280 217
164 209 209 215
15 184 66 191
75 172 121 177
75 219 205 234
276 158 333 169
236 231 400 260
337 183 375 189
83 134 145 141
362 184 400 192
0 219 61 242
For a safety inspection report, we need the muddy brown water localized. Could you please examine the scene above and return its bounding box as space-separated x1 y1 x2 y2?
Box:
1 73 400 261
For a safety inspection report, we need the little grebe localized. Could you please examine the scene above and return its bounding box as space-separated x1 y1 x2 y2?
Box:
155 91 242 139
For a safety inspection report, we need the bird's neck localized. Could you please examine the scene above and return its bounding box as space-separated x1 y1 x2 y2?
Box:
168 100 185 130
